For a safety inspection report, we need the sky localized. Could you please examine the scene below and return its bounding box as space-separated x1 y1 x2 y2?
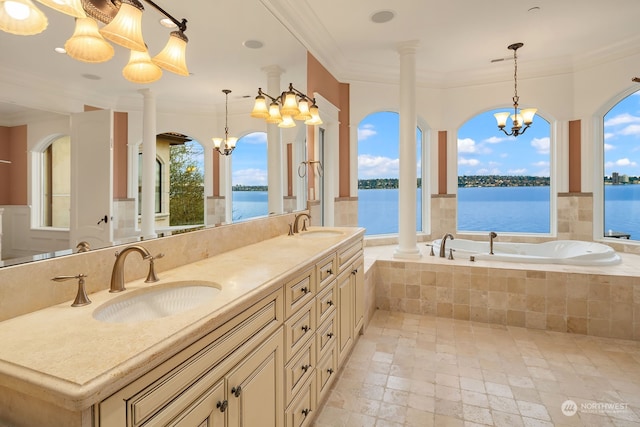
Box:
231 132 268 186
604 90 640 177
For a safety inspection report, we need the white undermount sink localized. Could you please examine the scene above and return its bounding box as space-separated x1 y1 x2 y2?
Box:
297 230 344 238
93 281 222 323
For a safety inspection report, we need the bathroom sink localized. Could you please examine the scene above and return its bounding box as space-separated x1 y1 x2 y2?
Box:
93 281 222 323
297 230 344 238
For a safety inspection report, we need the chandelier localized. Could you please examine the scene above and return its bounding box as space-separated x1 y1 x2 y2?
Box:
494 42 537 137
0 0 189 84
250 83 322 127
212 89 238 156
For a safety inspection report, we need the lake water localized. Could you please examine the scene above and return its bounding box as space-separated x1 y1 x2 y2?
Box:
233 186 640 240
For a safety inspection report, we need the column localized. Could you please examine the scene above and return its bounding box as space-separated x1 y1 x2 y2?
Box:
264 65 284 215
139 89 157 240
394 41 421 259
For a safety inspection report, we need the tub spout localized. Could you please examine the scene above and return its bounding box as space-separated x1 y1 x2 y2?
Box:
489 231 498 255
439 233 454 258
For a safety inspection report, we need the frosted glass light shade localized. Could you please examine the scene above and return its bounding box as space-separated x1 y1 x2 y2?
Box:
266 102 282 124
99 0 146 52
250 95 269 119
494 112 510 128
293 99 311 121
510 113 523 127
521 108 537 125
36 0 84 18
123 49 162 84
152 30 189 76
0 0 47 35
278 115 296 128
65 17 114 63
304 104 322 125
280 91 300 116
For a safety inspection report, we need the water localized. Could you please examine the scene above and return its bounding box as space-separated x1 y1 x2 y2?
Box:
232 186 640 240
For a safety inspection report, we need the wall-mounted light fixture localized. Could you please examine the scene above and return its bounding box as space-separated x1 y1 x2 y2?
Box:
494 42 537 137
0 0 189 84
212 89 238 156
250 83 322 127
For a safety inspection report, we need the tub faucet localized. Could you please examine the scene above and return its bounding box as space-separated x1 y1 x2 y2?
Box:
293 213 311 233
439 233 454 258
489 231 498 255
109 245 159 293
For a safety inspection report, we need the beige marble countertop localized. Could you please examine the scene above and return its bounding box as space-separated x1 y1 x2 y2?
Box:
0 227 364 412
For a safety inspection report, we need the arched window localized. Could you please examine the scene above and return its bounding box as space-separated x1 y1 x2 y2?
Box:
41 136 70 228
457 109 551 233
357 111 424 235
231 132 268 222
603 90 640 241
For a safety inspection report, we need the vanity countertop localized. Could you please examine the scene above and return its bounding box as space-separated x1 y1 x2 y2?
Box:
0 227 364 412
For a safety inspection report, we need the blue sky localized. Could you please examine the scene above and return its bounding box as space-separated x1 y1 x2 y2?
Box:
604 90 640 177
232 132 268 186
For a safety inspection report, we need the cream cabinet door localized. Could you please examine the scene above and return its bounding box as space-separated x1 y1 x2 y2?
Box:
337 269 353 367
352 256 365 335
162 379 226 427
226 329 283 427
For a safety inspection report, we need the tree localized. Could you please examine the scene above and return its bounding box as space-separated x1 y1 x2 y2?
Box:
169 142 204 225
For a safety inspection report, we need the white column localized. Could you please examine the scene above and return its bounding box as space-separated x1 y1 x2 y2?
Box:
264 65 284 215
139 89 157 240
394 41 421 259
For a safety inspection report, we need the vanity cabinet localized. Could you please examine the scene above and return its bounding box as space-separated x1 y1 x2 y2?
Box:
336 240 364 367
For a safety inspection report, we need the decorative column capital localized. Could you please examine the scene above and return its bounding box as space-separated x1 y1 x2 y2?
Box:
261 64 285 78
396 40 420 56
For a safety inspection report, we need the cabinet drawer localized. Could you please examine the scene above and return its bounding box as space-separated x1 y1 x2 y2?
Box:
337 240 363 272
284 267 315 319
316 344 338 403
285 339 316 405
316 253 337 291
285 376 316 427
316 312 336 359
284 300 316 361
315 281 336 326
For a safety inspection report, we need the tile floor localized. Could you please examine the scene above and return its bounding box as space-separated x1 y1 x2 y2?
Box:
313 310 640 427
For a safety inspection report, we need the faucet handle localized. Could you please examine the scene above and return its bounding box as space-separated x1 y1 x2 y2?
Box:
448 248 455 260
301 219 308 232
52 274 91 307
144 253 163 283
288 223 294 236
425 244 435 256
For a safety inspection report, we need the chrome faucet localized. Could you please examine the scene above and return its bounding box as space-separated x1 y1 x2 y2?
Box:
109 245 161 293
292 213 311 233
439 233 454 258
489 231 498 255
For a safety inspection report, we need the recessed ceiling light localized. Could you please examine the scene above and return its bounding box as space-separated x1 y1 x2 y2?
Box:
81 73 101 80
54 47 66 54
159 18 177 28
528 6 541 13
370 10 395 24
243 39 264 49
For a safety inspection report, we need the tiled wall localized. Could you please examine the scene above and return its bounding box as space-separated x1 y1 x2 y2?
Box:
373 260 640 341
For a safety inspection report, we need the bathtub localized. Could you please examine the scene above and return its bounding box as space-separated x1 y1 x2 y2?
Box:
430 238 621 266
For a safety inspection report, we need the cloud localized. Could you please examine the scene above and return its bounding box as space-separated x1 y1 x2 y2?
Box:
604 158 638 168
358 124 377 141
619 124 640 136
458 157 480 166
233 168 267 185
457 138 477 153
604 143 615 151
507 168 527 175
604 133 615 141
358 154 399 178
475 167 502 175
531 137 550 154
604 113 640 127
240 132 267 144
483 136 508 144
532 161 549 167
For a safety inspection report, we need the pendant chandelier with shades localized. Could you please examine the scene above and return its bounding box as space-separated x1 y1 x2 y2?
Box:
0 0 189 84
494 42 537 137
212 89 238 156
250 83 322 128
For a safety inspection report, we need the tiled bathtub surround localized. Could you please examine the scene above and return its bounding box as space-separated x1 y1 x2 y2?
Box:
368 245 640 341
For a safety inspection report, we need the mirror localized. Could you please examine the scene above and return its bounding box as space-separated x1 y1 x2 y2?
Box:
0 0 309 267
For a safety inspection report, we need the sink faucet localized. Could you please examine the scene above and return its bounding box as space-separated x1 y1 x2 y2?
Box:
110 245 161 293
292 213 311 233
439 233 454 258
489 231 498 255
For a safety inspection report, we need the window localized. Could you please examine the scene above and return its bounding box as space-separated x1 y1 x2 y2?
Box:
231 132 268 222
41 136 70 228
138 154 162 215
357 111 423 235
457 109 551 233
603 90 640 241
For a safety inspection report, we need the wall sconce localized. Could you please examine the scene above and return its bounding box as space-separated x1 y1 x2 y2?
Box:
494 42 537 137
0 0 189 83
250 83 322 127
212 89 238 156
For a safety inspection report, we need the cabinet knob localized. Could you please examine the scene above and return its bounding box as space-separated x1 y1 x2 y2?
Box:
327 368 334 375
326 268 333 275
327 300 334 306
327 332 334 338
351 268 358 275
301 286 309 294
216 400 228 412
301 325 310 332
301 364 311 372
302 408 312 417
231 385 242 397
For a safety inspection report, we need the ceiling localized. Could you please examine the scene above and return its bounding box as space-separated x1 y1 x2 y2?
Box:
1 0 640 117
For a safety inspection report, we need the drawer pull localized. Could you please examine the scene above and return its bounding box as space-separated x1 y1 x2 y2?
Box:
327 368 334 375
351 268 358 275
327 300 334 306
301 286 309 294
216 400 228 412
327 332 334 338
326 268 333 275
302 408 312 417
301 364 311 372
301 325 310 332
231 385 242 398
